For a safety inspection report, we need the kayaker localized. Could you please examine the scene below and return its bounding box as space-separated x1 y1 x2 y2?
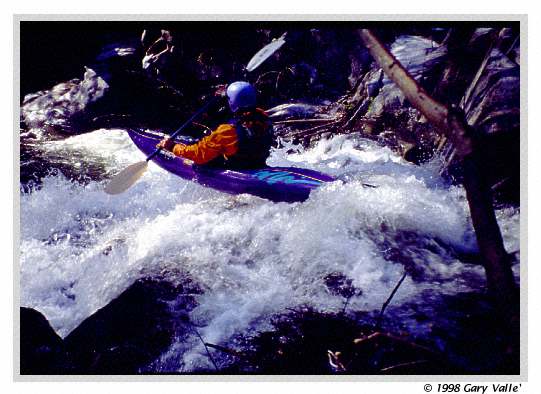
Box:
157 81 273 169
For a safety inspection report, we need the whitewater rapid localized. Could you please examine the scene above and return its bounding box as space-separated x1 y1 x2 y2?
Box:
19 129 520 372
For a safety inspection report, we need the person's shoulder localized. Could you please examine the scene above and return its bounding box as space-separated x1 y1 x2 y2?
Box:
214 123 237 135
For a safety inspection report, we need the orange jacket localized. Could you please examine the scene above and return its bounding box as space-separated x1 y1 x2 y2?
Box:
172 124 238 165
170 108 271 166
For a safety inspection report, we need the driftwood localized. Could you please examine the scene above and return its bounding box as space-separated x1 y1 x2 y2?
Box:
327 350 347 372
328 331 447 373
272 118 338 125
379 359 430 373
358 29 517 317
352 332 436 354
286 120 342 138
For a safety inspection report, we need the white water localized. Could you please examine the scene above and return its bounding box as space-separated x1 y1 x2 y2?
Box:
19 129 520 372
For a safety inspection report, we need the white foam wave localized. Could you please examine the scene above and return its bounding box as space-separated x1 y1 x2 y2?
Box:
19 129 519 371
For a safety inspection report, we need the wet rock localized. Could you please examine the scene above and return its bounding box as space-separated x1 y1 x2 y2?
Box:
20 307 71 374
428 28 476 103
468 28 496 48
384 35 447 85
63 277 199 374
464 48 519 136
323 272 359 299
365 84 406 118
365 35 447 117
334 330 460 374
21 68 109 138
92 41 139 85
348 35 447 135
348 68 383 107
20 278 201 374
461 44 520 203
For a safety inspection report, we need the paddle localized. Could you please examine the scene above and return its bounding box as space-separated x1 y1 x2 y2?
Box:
246 32 286 72
105 32 287 195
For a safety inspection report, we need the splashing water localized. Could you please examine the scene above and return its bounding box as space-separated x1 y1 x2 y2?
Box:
19 129 520 371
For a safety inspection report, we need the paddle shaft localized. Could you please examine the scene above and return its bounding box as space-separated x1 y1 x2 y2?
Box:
146 96 219 162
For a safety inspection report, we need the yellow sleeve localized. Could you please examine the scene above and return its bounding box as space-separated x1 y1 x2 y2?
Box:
171 124 239 165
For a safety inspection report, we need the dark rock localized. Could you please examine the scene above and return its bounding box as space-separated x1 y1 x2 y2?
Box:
63 277 199 374
460 45 520 204
228 308 459 374
234 308 372 374
433 27 482 105
383 35 447 86
464 48 519 136
20 22 142 97
323 272 359 299
402 291 520 374
404 143 435 165
20 307 70 374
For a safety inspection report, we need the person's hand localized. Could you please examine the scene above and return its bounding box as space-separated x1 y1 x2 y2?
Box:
157 137 176 151
214 84 228 97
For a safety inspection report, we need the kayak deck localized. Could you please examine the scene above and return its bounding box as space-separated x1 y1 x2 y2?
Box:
128 128 335 203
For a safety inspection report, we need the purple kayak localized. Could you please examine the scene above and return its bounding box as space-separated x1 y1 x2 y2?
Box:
128 128 335 203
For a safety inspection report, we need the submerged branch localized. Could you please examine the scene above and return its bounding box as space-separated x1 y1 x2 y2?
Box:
191 325 219 371
376 271 407 329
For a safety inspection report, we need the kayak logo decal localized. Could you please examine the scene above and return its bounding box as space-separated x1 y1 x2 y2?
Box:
253 170 323 186
158 149 176 160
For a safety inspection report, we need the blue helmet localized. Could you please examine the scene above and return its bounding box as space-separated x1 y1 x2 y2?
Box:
226 81 256 113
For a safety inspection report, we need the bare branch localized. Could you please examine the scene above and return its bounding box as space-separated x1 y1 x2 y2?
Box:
376 271 407 329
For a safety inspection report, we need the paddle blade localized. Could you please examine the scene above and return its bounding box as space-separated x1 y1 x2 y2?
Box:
105 161 148 195
246 33 286 72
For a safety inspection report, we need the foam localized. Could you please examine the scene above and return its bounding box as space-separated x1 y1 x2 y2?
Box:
20 129 519 371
